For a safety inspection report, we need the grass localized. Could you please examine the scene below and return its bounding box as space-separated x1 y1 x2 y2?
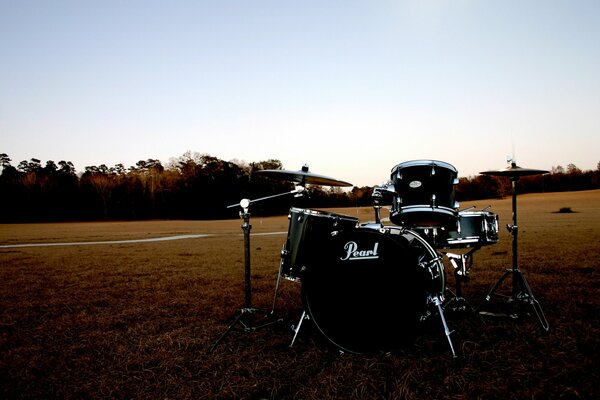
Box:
1 190 599 399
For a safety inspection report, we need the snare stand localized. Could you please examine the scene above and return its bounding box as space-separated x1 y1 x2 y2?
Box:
478 173 549 331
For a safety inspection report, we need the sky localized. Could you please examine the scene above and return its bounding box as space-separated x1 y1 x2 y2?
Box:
1 0 598 187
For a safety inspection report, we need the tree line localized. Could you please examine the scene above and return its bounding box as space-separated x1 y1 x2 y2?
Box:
455 162 600 201
1 152 598 222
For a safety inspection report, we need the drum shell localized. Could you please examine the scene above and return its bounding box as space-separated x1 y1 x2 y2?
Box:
281 208 358 280
302 226 444 354
411 227 450 248
445 211 499 248
389 160 458 227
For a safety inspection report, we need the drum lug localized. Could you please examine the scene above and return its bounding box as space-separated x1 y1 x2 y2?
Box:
422 256 443 279
427 293 445 306
420 310 431 322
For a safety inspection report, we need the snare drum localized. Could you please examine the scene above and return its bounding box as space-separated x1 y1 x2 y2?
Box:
389 160 459 227
445 211 499 248
280 208 358 280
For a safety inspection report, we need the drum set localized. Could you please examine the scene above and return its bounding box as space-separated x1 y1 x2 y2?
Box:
210 160 549 356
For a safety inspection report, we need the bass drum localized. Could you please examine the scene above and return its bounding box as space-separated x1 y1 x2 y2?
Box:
302 227 444 354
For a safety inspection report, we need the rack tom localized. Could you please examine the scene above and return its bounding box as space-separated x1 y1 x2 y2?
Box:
389 160 459 227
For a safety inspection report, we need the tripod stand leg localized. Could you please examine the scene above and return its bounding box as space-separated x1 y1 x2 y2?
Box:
478 268 550 331
209 307 283 353
270 261 284 315
209 309 246 353
480 268 512 306
514 271 550 331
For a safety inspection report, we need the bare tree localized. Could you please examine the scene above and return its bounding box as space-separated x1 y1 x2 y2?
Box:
567 164 581 174
83 165 115 219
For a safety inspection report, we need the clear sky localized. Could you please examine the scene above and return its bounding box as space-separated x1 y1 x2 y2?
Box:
1 0 598 187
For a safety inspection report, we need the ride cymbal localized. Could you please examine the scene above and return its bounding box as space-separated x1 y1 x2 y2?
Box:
480 162 549 178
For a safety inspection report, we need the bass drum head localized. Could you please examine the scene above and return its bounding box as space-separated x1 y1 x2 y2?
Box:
302 228 441 354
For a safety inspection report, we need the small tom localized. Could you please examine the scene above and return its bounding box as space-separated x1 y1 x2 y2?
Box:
445 211 499 248
280 208 358 280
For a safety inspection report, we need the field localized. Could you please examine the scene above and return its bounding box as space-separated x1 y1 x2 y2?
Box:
1 190 599 399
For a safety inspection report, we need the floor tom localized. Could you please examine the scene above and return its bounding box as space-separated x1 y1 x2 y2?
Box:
280 208 359 281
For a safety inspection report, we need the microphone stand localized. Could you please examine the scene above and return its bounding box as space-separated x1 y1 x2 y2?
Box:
209 187 304 352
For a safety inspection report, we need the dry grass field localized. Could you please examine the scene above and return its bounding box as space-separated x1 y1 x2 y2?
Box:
1 190 599 399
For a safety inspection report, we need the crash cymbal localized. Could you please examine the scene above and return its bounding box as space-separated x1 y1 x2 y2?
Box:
480 162 549 177
256 166 353 187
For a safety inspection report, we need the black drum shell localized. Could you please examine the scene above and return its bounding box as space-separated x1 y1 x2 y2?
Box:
445 211 499 248
411 226 451 249
281 208 358 280
302 227 444 354
389 160 458 227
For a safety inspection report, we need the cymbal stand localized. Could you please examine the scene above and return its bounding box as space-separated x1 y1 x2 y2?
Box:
478 177 549 331
210 189 304 352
